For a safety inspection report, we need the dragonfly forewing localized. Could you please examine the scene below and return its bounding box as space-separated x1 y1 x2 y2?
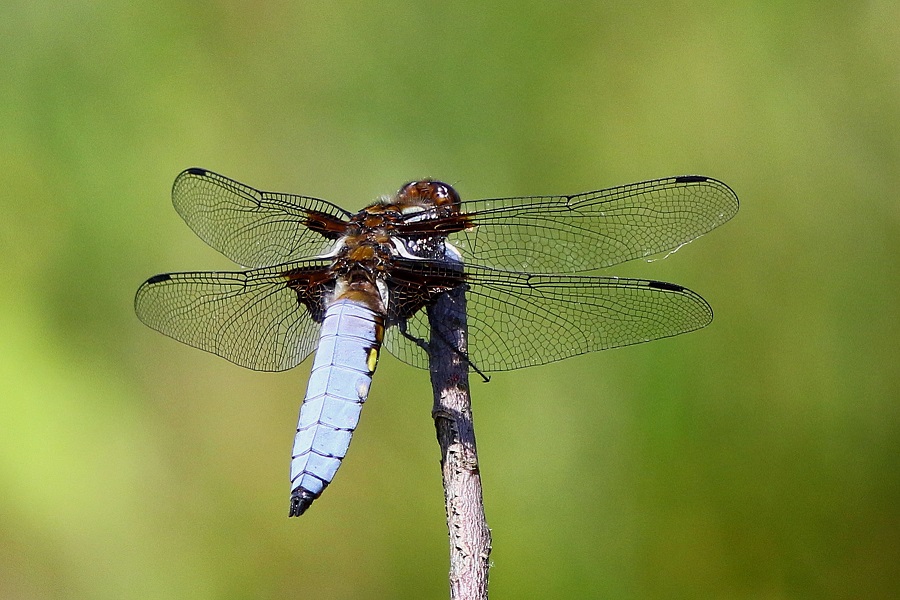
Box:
172 168 352 268
450 175 738 273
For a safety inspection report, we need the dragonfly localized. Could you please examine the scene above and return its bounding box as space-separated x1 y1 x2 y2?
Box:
135 168 738 517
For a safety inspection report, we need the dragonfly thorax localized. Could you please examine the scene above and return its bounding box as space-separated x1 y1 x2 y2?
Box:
332 276 388 314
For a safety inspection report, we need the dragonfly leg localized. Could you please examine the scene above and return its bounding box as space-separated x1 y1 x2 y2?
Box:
399 318 490 383
397 319 431 353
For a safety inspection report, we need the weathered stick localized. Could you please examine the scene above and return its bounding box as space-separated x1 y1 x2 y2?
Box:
427 284 492 600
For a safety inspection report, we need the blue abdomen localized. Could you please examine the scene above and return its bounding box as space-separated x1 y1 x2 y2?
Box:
289 299 383 516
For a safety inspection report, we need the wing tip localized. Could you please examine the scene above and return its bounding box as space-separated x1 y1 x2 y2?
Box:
174 167 210 184
134 273 172 313
674 175 708 184
173 168 212 200
674 174 740 211
647 280 685 292
144 273 172 285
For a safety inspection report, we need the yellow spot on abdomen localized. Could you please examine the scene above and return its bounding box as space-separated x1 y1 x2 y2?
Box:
366 347 379 372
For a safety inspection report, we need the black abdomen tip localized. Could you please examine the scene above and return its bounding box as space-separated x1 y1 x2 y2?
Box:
289 490 317 517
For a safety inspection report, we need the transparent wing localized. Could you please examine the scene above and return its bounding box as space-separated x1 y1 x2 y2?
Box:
451 175 738 273
172 168 352 268
134 260 332 371
384 265 713 372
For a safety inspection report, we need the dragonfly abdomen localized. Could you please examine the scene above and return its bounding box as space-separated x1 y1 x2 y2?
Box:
289 299 384 517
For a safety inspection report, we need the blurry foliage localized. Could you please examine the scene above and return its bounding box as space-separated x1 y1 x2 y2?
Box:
1 1 898 598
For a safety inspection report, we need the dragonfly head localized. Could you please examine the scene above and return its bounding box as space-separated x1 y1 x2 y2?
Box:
395 180 461 215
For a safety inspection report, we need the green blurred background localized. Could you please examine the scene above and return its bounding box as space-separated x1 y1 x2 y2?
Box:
2 1 898 598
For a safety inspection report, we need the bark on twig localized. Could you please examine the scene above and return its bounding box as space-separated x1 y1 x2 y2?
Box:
427 285 492 600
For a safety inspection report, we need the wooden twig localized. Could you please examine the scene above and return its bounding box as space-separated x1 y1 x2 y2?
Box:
427 284 492 600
